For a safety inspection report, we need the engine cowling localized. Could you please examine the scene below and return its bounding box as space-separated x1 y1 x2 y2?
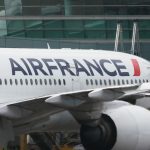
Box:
80 105 150 150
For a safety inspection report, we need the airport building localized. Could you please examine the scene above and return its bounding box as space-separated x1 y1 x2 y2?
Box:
0 0 150 60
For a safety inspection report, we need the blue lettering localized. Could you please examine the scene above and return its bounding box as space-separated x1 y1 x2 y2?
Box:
42 59 58 75
28 58 48 76
55 59 75 76
99 59 117 76
9 58 129 77
21 58 32 75
84 59 103 76
111 59 129 76
9 58 28 75
73 59 90 76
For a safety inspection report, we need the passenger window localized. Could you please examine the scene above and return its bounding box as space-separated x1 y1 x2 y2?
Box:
63 79 66 85
35 79 38 85
4 79 7 85
10 79 13 85
0 79 2 85
146 79 149 83
109 80 111 86
40 79 42 85
44 79 47 85
20 79 23 85
95 80 98 85
118 79 120 85
113 80 116 85
122 80 125 85
54 79 57 85
99 79 102 85
30 79 33 85
126 80 129 84
25 79 28 85
49 79 52 85
143 79 145 83
15 79 18 85
104 80 107 86
90 79 93 85
135 79 137 84
58 79 61 85
86 79 89 85
139 79 141 84
131 79 133 84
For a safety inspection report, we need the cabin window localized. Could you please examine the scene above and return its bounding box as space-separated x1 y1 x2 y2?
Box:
25 79 28 85
113 80 116 85
95 79 98 85
40 79 42 85
30 79 33 85
90 79 93 85
99 79 102 85
86 79 89 85
63 79 66 85
54 79 57 85
109 80 111 86
4 79 7 85
104 80 107 86
44 79 47 85
126 80 129 84
0 79 2 85
117 79 120 85
15 79 18 85
49 79 52 85
58 79 61 85
35 79 38 85
10 79 13 85
20 79 23 85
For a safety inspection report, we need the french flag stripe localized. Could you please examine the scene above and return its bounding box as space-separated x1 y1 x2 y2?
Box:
131 59 141 76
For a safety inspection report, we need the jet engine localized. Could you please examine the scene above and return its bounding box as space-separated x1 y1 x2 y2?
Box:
80 105 150 150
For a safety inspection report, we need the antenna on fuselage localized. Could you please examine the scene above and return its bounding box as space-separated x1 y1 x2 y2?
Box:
47 43 51 49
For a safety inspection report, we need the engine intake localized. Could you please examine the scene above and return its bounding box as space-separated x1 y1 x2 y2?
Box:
80 105 150 150
80 115 116 150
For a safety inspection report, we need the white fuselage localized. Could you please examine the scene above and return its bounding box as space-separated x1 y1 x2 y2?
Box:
0 48 150 104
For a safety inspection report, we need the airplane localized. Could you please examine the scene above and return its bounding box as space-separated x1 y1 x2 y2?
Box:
0 48 150 150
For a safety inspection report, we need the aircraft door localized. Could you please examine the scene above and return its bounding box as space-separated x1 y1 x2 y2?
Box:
70 64 81 91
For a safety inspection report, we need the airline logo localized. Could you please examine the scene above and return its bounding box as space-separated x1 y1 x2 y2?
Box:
9 58 140 77
131 59 141 76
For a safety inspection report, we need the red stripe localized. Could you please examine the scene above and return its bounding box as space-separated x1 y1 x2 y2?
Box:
131 59 141 76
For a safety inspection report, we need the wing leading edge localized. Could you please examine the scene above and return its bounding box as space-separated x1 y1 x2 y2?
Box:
0 83 150 120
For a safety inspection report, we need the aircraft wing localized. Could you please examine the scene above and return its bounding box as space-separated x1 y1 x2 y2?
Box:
0 95 64 119
1 83 150 120
45 84 146 108
44 83 150 122
0 82 150 147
